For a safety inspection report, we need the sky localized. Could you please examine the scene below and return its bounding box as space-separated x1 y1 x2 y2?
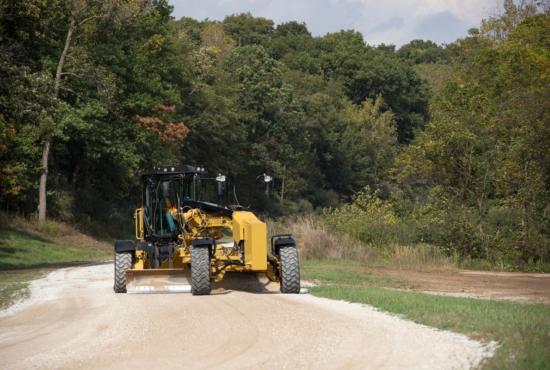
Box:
169 0 499 46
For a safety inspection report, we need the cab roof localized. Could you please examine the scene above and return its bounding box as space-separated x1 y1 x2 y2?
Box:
141 164 204 177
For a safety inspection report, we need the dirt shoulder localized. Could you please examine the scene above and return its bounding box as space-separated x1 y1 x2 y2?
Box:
372 267 550 303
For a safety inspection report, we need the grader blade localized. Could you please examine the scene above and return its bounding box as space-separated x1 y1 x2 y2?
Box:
125 269 191 294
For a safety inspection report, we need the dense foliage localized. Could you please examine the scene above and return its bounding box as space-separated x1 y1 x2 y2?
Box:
0 0 548 268
0 0 425 227
326 3 550 270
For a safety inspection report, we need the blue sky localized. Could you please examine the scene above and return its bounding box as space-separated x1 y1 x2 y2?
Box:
169 0 498 46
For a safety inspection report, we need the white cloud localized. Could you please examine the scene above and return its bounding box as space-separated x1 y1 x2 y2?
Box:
169 0 496 46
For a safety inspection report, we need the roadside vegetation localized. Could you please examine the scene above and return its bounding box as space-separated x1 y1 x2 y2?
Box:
0 2 548 367
2 1 548 271
0 213 111 310
302 260 550 370
0 213 111 270
275 212 550 368
270 216 459 270
272 214 550 272
0 270 44 311
0 228 109 270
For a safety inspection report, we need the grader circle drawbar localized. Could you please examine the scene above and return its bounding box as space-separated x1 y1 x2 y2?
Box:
113 165 300 295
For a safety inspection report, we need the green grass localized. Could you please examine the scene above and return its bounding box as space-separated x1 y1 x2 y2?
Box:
302 260 550 370
0 225 112 311
0 228 111 269
0 270 45 311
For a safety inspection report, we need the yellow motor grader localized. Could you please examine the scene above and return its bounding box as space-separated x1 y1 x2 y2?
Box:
113 165 300 295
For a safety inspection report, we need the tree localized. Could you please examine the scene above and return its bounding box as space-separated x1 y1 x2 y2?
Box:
349 50 429 143
394 12 550 264
223 13 274 46
340 97 397 192
224 45 316 208
480 0 549 42
397 39 448 64
37 0 140 222
267 21 313 60
312 31 429 143
200 22 236 59
62 0 193 227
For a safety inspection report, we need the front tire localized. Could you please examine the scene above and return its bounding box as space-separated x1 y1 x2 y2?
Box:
280 247 300 293
114 252 132 293
191 247 211 295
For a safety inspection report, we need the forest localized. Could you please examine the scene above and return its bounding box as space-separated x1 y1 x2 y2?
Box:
1 0 549 270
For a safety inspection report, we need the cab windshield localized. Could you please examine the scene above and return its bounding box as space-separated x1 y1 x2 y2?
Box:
142 173 230 236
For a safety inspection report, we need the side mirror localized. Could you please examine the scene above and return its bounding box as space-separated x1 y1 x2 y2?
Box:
257 173 273 196
216 174 226 198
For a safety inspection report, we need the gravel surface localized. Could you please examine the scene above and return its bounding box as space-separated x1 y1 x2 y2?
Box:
0 264 496 369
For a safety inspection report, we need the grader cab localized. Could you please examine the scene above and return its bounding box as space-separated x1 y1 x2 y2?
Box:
113 165 300 295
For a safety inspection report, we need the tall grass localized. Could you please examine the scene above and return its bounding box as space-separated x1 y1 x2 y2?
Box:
270 215 458 270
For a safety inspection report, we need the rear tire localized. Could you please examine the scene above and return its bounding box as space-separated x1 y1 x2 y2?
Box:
114 252 132 293
192 247 211 295
280 247 300 293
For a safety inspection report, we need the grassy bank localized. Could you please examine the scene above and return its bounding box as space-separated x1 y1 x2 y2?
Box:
0 214 112 269
302 260 550 370
0 214 112 310
0 229 111 269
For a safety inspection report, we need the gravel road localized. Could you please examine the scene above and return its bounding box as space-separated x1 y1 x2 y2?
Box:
0 264 495 369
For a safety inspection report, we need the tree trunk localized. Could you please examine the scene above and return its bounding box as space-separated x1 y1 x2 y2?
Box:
280 165 286 203
38 19 74 223
54 19 74 97
38 139 50 221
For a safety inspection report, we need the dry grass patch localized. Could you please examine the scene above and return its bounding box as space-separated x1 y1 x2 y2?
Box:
270 215 458 270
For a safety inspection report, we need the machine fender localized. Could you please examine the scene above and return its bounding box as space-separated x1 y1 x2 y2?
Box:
271 234 296 256
192 238 214 247
115 240 136 253
192 238 214 258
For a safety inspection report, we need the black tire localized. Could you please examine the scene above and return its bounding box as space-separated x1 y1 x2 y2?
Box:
191 247 211 295
280 246 300 293
114 252 132 293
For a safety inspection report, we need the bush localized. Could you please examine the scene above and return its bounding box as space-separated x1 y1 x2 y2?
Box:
322 186 550 272
270 214 458 269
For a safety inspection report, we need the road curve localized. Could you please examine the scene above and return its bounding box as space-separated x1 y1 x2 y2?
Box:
0 264 494 370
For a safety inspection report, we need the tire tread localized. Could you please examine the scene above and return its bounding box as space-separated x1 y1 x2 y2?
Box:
192 247 211 295
114 252 132 293
280 247 300 294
